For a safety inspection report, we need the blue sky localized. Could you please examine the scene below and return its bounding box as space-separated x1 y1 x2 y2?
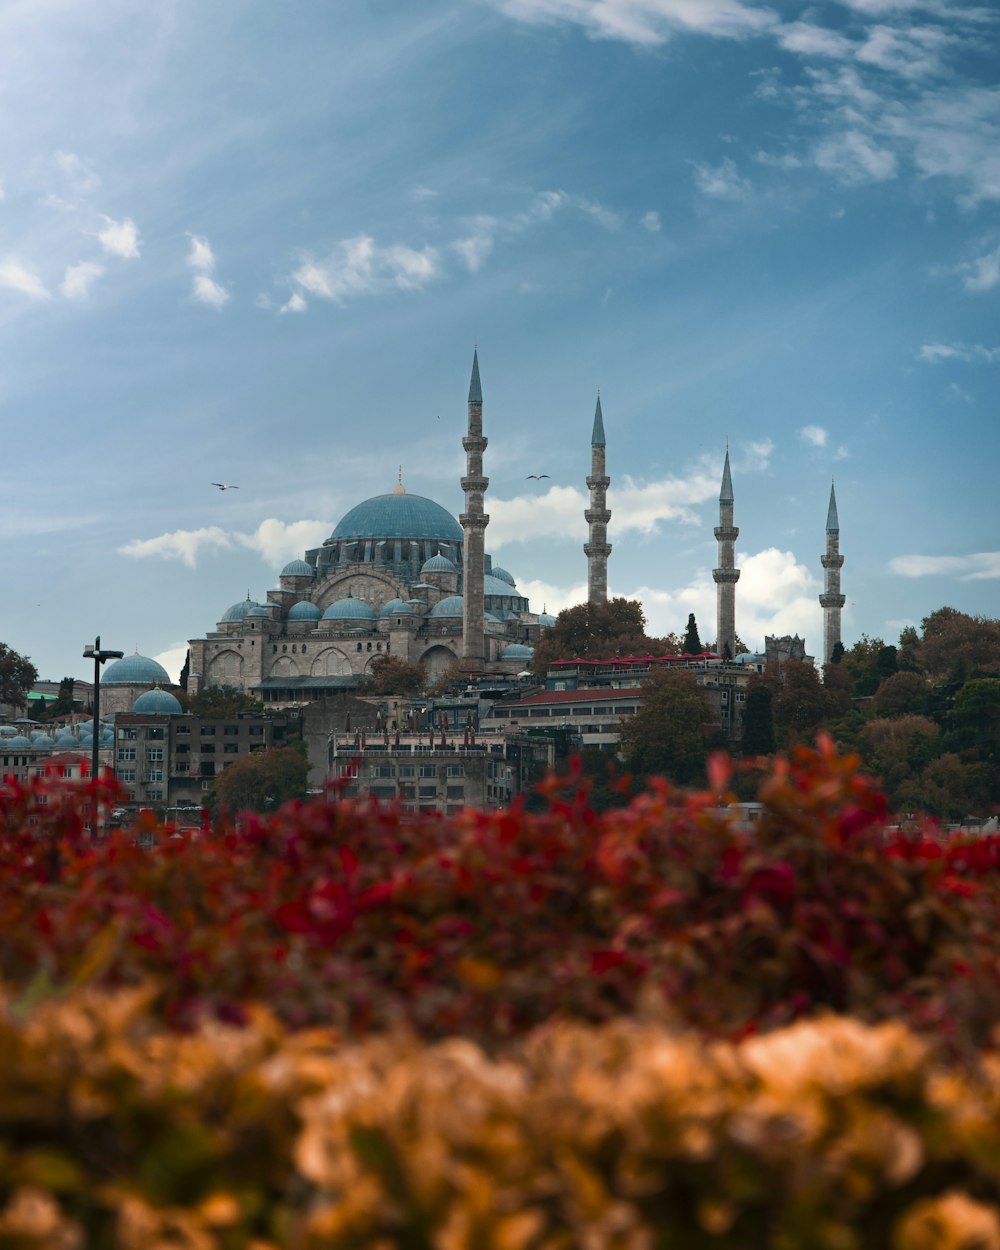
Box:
1 0 997 683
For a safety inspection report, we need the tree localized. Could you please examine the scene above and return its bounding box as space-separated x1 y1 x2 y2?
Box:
682 613 703 655
741 682 775 757
919 608 1000 682
532 598 650 675
821 663 855 719
210 744 309 814
357 655 426 696
188 685 264 717
870 671 928 718
830 641 845 665
619 669 709 785
0 643 37 711
770 660 828 743
841 635 886 697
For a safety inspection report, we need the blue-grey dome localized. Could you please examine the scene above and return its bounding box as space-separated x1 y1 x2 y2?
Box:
484 574 524 599
221 598 260 623
133 688 184 716
102 653 171 686
6 734 33 748
429 595 464 618
380 598 414 617
421 553 456 574
30 732 55 746
490 566 516 586
281 559 315 578
484 611 502 624
246 606 271 619
331 492 462 544
537 613 557 627
501 644 535 660
322 597 377 621
287 600 322 621
0 725 17 737
54 730 78 745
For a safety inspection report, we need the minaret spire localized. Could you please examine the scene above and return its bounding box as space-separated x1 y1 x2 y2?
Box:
819 479 845 664
460 349 489 669
584 394 612 603
712 445 740 661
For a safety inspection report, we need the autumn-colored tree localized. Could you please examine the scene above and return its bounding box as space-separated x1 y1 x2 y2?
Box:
357 655 426 696
821 662 855 719
618 668 709 784
918 608 1000 682
210 743 309 813
188 685 263 717
770 659 828 743
532 598 650 675
0 642 37 711
860 715 941 785
870 670 929 718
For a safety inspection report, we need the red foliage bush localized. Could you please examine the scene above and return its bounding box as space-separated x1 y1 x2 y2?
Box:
2 738 998 1049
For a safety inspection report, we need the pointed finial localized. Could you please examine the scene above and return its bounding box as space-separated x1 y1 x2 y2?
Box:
591 394 606 448
468 349 482 405
826 479 840 533
720 446 734 503
394 465 405 495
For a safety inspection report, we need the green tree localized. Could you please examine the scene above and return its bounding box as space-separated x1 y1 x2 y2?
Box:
188 685 264 717
357 655 426 696
951 677 1000 756
918 608 1000 682
770 660 828 743
841 635 886 697
741 682 775 757
870 671 928 718
682 613 703 655
0 643 37 711
830 640 845 665
532 598 649 675
619 669 708 785
210 743 309 814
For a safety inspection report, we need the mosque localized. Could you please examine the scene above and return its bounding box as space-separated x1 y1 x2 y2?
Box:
185 353 559 705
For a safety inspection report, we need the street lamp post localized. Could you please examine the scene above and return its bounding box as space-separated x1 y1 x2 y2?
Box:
82 635 124 796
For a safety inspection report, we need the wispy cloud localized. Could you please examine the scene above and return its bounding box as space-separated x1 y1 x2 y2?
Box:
0 260 50 299
960 243 1000 292
692 156 752 200
799 424 828 448
60 261 104 300
641 210 661 232
918 341 1000 363
814 130 898 184
97 215 140 259
292 235 441 305
187 234 230 310
493 0 778 46
119 519 331 569
890 552 1000 580
279 292 307 314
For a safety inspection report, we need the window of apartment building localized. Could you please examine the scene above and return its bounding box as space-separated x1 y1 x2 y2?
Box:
224 725 239 736
446 785 464 799
370 785 395 799
201 763 216 779
118 768 136 783
399 784 415 800
249 725 263 736
419 765 436 778
373 765 395 778
146 790 163 801
735 691 746 702
418 785 437 799
146 769 163 783
117 747 136 762
224 743 239 754
175 724 189 735
176 763 189 773
399 765 415 778
175 743 190 754
145 726 164 740
201 725 216 736
120 728 138 740
201 744 216 754
146 748 163 763
445 765 464 777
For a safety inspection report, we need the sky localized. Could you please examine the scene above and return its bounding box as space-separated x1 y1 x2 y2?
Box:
1 0 998 685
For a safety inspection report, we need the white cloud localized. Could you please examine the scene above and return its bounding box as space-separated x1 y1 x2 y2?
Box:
119 526 233 568
187 234 216 272
890 552 1000 580
97 215 140 259
60 261 104 300
192 274 230 310
120 518 332 570
292 235 441 305
451 217 497 272
739 439 774 473
799 424 828 448
692 156 752 200
961 243 1000 292
279 292 307 314
814 130 898 184
641 210 661 231
777 22 854 59
918 341 1000 363
0 260 50 299
152 644 189 685
493 0 778 46
857 24 953 79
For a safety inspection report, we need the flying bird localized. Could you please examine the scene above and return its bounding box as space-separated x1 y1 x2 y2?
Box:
211 482 240 490
526 474 550 480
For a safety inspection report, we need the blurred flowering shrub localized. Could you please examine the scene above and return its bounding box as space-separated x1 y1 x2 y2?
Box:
3 989 1000 1248
1 737 999 1045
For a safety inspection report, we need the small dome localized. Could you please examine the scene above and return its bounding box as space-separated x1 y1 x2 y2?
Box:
133 688 184 716
421 554 456 574
30 732 55 746
380 598 414 617
221 598 261 623
537 614 557 628
322 597 377 621
281 559 315 578
287 600 322 621
0 725 17 737
246 606 271 619
490 566 516 586
54 730 78 745
102 653 171 686
429 595 464 618
6 734 33 748
501 644 535 660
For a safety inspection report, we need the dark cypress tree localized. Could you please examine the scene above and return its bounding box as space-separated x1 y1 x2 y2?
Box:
682 613 703 655
830 640 845 665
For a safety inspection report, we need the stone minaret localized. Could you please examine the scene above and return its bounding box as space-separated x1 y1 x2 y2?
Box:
461 350 489 670
584 395 612 604
819 480 846 664
712 446 740 661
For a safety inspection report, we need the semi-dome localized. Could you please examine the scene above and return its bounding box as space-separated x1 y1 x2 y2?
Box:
484 573 524 599
331 492 463 544
133 688 184 716
281 559 315 578
287 600 322 621
246 606 271 619
221 598 261 623
421 553 456 573
380 598 414 617
322 597 377 621
102 653 171 686
501 643 535 660
490 566 516 586
429 595 464 618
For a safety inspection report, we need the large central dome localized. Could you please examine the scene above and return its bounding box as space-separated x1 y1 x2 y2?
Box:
330 492 463 544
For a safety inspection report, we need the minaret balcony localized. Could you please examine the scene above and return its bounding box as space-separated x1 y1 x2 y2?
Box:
585 509 611 525
584 542 612 558
821 553 845 569
461 476 489 494
462 435 488 453
586 475 610 491
819 593 846 608
714 526 739 542
713 568 741 584
460 513 490 531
